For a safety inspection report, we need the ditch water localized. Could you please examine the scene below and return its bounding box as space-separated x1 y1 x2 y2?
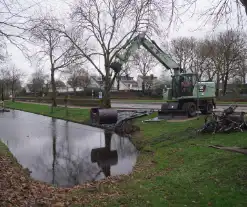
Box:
0 110 138 187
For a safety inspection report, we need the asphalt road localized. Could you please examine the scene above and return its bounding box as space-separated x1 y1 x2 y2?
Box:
111 102 247 112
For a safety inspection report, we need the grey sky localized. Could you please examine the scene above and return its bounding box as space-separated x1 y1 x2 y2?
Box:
5 0 247 84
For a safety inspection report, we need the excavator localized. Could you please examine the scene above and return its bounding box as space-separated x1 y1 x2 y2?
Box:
110 33 216 119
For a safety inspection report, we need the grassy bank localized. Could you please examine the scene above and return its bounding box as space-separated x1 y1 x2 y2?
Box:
1 101 247 206
5 101 90 124
0 140 13 158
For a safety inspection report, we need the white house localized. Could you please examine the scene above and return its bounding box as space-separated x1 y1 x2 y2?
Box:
137 75 158 90
113 75 139 91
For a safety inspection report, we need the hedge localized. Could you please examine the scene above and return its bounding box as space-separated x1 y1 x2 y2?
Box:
217 97 247 102
14 97 100 107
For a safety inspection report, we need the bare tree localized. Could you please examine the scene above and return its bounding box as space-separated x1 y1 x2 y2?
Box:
215 30 246 95
0 68 11 99
173 0 247 28
0 39 7 62
55 79 66 89
202 30 246 95
6 65 24 100
132 48 158 92
28 68 49 96
190 39 215 80
51 0 165 108
0 0 42 56
66 63 89 95
67 72 81 95
77 70 91 94
170 36 209 79
170 37 195 71
29 16 81 106
234 53 247 84
170 30 247 96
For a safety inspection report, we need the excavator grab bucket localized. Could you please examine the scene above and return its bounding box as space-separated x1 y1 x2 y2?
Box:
158 102 190 120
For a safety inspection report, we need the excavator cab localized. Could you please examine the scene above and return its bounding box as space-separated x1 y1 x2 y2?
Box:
172 73 198 98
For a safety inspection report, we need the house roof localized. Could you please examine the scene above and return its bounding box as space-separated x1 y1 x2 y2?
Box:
90 76 103 86
119 75 134 80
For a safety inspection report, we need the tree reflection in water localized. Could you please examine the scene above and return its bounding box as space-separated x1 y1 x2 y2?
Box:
31 119 137 187
52 118 57 185
91 131 118 178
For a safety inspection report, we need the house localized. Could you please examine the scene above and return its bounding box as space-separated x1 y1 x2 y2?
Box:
137 75 158 90
90 75 103 89
113 75 139 91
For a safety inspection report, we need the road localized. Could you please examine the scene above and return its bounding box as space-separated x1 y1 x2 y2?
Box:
111 102 247 112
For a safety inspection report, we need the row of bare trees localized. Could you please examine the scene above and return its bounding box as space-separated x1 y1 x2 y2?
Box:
26 66 91 97
0 66 24 99
22 0 165 108
1 0 247 107
170 30 247 96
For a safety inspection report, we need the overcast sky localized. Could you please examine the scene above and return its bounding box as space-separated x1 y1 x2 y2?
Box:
5 0 247 84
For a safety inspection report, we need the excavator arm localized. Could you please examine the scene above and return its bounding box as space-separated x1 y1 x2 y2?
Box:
110 33 181 76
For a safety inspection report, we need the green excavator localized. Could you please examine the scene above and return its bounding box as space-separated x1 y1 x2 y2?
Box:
110 33 216 119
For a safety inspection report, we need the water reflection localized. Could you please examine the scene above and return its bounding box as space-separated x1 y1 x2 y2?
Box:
91 131 118 178
0 110 137 187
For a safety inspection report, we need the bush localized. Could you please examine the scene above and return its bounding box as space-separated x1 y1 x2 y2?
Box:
217 96 247 102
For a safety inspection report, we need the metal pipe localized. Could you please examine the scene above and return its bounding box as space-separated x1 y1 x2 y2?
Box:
90 108 118 125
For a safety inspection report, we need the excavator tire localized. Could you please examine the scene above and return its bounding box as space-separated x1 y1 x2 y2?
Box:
183 102 197 117
201 102 213 115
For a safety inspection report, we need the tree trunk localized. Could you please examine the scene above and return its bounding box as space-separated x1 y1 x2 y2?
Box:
11 85 14 102
223 71 229 96
51 118 57 185
117 74 120 91
1 85 4 101
102 84 111 108
142 81 145 94
51 68 57 107
216 72 220 97
101 66 112 108
83 87 87 97
117 78 120 91
243 73 246 84
73 87 76 95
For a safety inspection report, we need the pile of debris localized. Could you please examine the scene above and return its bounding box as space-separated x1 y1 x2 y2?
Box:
90 108 154 135
198 105 247 134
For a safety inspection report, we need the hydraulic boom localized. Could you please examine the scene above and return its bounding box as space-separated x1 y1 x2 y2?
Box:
110 33 181 76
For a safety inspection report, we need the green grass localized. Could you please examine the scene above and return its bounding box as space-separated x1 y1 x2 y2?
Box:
0 140 11 157
5 101 90 123
112 99 163 103
2 101 247 206
217 101 247 105
89 118 247 206
0 140 20 168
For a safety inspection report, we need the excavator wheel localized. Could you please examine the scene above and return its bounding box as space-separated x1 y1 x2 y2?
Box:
201 102 213 115
183 102 197 117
